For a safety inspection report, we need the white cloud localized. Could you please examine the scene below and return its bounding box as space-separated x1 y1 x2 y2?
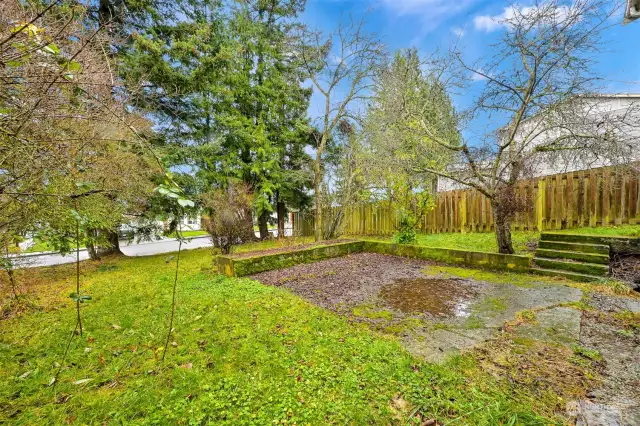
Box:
471 72 488 81
451 27 465 37
474 3 572 33
380 0 477 30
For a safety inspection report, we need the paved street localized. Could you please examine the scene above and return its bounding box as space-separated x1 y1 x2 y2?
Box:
16 236 213 268
14 227 293 268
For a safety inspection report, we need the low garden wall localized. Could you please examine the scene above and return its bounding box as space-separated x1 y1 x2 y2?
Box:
217 239 532 277
361 240 532 272
217 241 364 277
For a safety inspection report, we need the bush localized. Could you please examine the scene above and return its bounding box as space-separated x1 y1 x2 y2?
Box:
203 183 254 254
392 210 418 245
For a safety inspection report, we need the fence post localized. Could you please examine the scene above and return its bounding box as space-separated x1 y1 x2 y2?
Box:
537 178 545 231
460 191 467 233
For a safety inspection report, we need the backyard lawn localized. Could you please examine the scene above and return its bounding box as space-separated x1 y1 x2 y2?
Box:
364 231 540 255
0 246 618 425
553 224 640 237
361 224 640 256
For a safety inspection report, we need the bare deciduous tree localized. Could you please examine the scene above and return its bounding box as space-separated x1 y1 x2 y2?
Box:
416 0 639 253
296 16 386 241
203 183 255 254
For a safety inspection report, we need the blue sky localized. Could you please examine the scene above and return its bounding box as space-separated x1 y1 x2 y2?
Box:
301 0 640 142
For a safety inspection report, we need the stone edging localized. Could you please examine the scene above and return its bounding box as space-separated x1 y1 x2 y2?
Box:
217 239 532 277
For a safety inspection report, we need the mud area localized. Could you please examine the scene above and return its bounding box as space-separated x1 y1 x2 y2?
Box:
379 278 477 317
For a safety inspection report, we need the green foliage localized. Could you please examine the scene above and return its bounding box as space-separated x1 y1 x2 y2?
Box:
389 180 434 245
124 0 312 228
203 183 254 254
393 210 419 244
363 48 458 194
1 2 157 252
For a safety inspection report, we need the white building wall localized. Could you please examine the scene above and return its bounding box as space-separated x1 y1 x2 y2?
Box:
437 94 640 193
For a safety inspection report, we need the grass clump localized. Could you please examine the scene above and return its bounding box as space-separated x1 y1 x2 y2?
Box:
352 304 394 321
571 345 603 361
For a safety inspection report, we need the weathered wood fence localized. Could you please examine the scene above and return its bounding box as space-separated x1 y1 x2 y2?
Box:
292 165 640 236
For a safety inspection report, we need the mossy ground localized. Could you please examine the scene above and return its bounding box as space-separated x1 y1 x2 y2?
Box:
0 248 587 425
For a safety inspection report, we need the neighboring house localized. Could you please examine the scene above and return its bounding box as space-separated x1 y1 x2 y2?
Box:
437 94 640 192
624 0 640 23
119 213 202 238
179 214 202 232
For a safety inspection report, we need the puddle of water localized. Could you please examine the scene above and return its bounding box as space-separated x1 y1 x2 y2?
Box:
379 278 478 317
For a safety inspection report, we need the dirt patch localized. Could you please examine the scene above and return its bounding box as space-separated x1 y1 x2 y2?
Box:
230 239 354 259
250 252 434 312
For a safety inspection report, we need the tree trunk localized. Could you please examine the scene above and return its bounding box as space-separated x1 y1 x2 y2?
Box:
86 242 99 260
492 201 514 254
258 210 270 240
277 197 285 239
241 207 256 242
86 229 99 260
96 230 122 257
87 229 123 260
314 159 322 242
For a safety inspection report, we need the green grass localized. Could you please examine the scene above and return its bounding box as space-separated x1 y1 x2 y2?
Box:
0 249 568 424
22 231 209 254
23 240 58 253
552 224 640 237
364 231 540 255
168 230 209 238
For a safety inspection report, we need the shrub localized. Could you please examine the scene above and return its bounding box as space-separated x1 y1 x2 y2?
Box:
392 209 419 245
203 183 254 254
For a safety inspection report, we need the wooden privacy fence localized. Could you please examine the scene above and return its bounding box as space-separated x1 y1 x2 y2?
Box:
292 165 640 236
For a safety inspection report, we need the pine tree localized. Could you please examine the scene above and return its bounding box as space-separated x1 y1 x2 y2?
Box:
123 0 312 238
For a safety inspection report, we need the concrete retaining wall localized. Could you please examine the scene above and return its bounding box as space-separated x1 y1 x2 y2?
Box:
361 240 532 272
217 241 364 277
217 239 532 277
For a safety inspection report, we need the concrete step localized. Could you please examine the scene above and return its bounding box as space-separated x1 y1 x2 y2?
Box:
530 267 605 283
534 257 609 276
538 240 609 254
535 248 610 265
540 232 608 245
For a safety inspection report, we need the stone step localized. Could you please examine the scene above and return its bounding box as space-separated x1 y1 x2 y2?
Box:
538 240 610 254
534 257 609 276
530 267 604 283
540 232 608 245
534 249 610 264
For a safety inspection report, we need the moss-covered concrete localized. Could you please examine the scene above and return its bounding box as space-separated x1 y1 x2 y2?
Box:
535 249 610 264
219 240 536 277
534 258 609 276
538 240 610 254
217 241 364 277
361 240 532 272
542 232 640 247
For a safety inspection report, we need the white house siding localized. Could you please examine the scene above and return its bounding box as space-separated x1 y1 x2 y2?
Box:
437 94 640 193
